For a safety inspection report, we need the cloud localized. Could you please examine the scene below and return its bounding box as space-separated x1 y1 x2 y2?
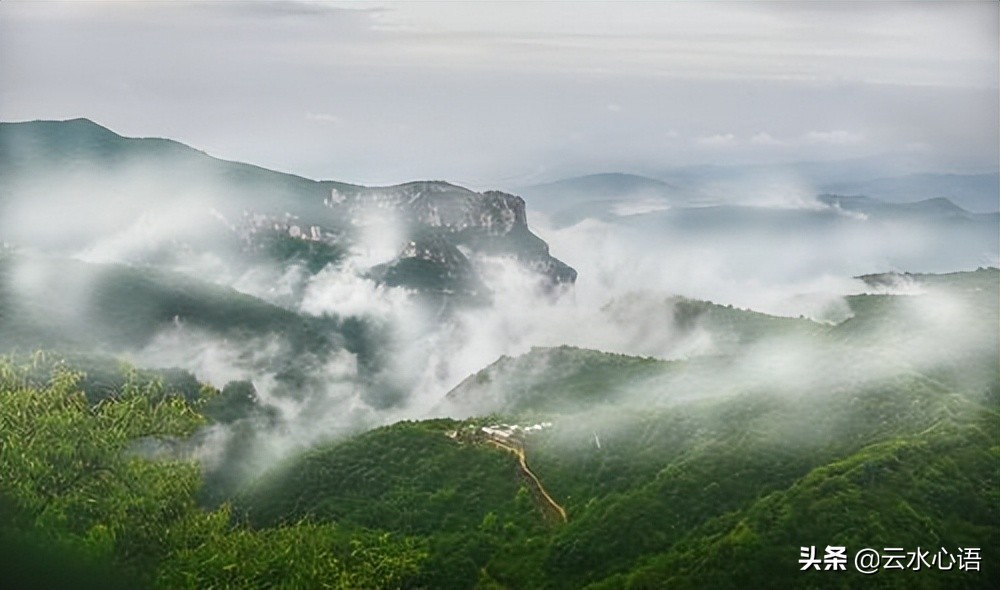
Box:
305 112 341 124
904 141 931 153
1 3 995 183
805 130 865 145
696 133 738 147
750 132 782 145
4 124 995 495
2 0 996 497
201 1 377 20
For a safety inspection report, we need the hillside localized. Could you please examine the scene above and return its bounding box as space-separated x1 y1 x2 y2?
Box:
1 117 996 589
0 253 334 354
6 316 994 588
0 119 575 301
229 269 998 588
2 250 995 589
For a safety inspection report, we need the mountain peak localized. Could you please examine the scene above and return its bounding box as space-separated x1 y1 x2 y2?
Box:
0 117 576 294
2 117 118 135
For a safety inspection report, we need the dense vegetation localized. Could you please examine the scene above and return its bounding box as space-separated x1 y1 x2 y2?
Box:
0 359 427 589
2 269 996 588
0 252 404 404
236 269 999 588
0 119 576 300
0 254 334 352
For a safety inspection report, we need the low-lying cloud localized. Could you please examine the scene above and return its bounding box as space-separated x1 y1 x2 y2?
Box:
2 142 996 495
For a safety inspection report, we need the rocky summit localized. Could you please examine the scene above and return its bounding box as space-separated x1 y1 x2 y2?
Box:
0 119 575 302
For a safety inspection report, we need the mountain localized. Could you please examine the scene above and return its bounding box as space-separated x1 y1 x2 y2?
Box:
11 273 993 587
818 193 997 221
655 154 961 190
515 164 998 238
231 269 999 588
0 252 401 407
0 253 332 353
822 172 1000 213
0 119 575 300
441 300 825 416
542 190 998 276
346 182 577 292
518 172 688 215
441 346 674 416
545 189 993 229
3 119 996 588
0 119 581 502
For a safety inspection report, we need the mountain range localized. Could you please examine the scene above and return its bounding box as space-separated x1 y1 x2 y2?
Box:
0 119 575 303
518 168 999 219
1 118 996 589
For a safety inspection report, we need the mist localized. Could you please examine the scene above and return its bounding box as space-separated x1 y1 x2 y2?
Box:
2 1 997 185
2 132 997 491
0 64 996 499
439 266 997 470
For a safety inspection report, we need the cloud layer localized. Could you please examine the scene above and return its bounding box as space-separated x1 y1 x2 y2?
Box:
1 1 996 185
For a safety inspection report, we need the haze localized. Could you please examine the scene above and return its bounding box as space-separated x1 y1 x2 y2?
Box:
1 0 997 186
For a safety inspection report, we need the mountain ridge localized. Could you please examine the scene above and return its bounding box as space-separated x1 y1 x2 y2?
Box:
0 118 576 296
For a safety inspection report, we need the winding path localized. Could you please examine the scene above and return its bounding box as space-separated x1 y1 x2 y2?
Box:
486 438 568 523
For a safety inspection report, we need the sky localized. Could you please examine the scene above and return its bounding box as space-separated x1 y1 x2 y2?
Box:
1 0 998 187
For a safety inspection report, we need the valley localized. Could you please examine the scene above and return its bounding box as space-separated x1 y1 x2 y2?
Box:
0 119 996 589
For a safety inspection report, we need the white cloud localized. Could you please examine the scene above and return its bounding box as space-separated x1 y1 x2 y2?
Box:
805 130 865 145
750 132 782 145
697 133 738 147
305 112 341 124
0 1 995 183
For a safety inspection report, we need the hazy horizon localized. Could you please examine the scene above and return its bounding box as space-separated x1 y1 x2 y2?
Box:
2 1 997 187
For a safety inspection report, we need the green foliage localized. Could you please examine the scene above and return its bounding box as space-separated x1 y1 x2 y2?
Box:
2 268 997 588
0 518 141 590
237 420 542 537
250 228 347 274
201 380 277 425
446 345 672 415
0 254 335 354
2 350 204 404
0 360 427 588
0 361 203 569
618 413 999 589
157 514 426 590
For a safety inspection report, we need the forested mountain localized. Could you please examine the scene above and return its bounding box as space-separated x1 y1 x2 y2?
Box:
3 269 995 588
1 119 996 588
0 119 574 301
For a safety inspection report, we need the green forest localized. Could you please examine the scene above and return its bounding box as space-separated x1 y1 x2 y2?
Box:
2 269 997 589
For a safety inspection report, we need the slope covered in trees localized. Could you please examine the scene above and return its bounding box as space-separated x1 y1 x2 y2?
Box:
0 359 427 589
2 269 996 588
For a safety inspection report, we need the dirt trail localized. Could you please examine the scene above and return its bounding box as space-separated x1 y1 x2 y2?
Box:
486 438 568 523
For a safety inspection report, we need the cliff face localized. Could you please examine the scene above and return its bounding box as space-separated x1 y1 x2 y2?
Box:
334 182 524 234
328 181 577 291
0 120 576 303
